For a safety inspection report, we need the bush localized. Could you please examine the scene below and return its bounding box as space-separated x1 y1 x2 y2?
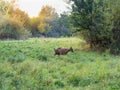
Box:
19 28 31 40
0 16 31 40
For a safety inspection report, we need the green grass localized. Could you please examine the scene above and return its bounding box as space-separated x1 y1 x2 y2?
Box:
0 37 120 90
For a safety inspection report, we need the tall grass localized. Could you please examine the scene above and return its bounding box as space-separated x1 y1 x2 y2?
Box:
0 37 120 90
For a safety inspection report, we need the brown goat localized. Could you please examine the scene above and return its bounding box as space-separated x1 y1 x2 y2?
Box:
54 47 74 55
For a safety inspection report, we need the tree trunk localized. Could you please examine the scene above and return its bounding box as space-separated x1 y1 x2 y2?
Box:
89 33 93 49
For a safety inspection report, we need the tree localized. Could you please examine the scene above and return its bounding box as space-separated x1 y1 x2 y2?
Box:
10 8 30 29
38 5 58 35
46 13 72 37
29 17 40 36
69 0 93 48
0 0 31 39
68 0 120 54
110 0 120 55
70 0 107 48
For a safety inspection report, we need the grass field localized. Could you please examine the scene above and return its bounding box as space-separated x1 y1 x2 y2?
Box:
0 38 120 90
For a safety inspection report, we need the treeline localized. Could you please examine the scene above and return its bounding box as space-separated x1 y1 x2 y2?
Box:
68 0 120 55
0 0 120 55
0 0 71 40
30 6 72 37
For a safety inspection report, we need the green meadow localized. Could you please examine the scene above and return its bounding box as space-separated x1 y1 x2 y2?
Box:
0 38 120 90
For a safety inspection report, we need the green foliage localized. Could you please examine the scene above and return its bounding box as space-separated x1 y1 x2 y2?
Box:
0 38 120 90
69 0 120 54
110 0 120 55
70 0 110 48
46 14 72 37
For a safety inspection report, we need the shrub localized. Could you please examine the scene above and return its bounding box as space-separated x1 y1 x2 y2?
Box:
0 16 31 40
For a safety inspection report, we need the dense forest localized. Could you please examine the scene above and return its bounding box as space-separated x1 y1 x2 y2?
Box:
0 0 120 54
